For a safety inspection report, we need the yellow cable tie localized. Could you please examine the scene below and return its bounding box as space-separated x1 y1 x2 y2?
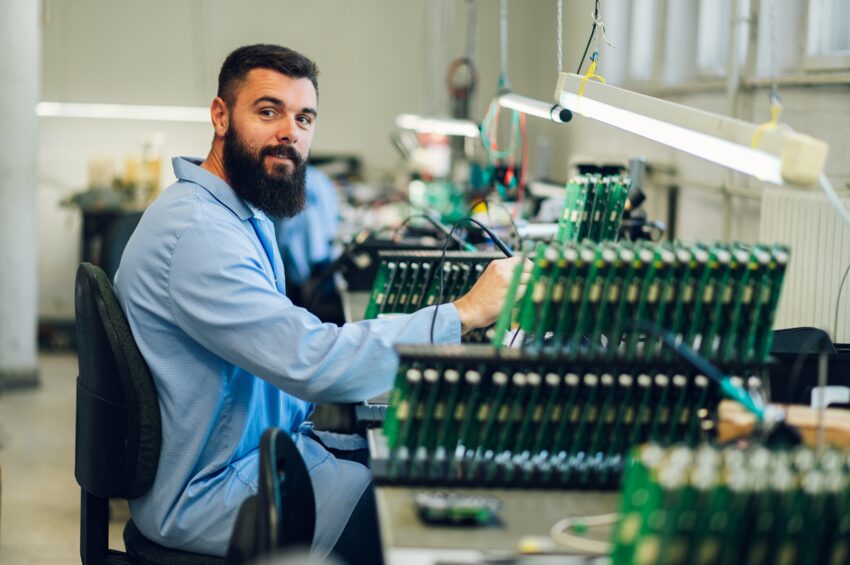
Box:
579 60 607 97
751 103 782 148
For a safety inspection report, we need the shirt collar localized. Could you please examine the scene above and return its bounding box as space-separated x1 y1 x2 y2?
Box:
172 156 264 221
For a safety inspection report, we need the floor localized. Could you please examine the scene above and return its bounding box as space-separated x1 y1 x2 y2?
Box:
0 353 125 565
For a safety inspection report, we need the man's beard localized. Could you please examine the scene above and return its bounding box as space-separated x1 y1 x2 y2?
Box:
222 126 308 218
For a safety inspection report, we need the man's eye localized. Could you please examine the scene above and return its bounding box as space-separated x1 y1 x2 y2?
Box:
297 115 313 125
259 108 276 117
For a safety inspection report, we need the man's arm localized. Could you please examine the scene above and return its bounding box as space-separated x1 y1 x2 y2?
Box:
167 221 522 404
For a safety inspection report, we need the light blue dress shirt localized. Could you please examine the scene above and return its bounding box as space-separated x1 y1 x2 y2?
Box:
273 166 340 286
114 157 461 557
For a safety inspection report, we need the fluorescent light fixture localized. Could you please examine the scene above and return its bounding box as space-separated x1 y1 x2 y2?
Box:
395 114 479 138
554 73 829 186
498 93 572 123
36 102 210 123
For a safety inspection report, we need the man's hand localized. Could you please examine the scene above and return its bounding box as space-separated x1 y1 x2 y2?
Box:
452 256 532 334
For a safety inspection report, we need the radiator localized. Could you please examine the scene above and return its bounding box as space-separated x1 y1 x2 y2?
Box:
759 186 850 343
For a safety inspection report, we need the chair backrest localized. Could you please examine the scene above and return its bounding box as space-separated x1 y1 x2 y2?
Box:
102 211 144 283
74 262 161 499
225 428 315 564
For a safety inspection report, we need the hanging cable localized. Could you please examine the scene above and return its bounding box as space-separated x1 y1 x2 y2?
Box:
499 0 510 91
429 217 514 343
769 0 779 97
576 0 600 73
466 0 477 65
556 0 564 74
479 0 532 217
752 0 783 148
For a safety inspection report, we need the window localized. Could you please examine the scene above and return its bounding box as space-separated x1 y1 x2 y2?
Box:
806 0 850 70
663 0 698 84
595 0 632 86
696 0 749 77
628 0 660 82
754 0 807 77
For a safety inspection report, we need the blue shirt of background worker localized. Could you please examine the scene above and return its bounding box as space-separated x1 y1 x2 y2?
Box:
272 166 339 287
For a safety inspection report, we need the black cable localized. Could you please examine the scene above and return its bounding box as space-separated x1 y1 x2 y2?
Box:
468 197 522 249
396 212 479 252
392 213 433 237
430 221 464 343
429 217 514 343
465 217 514 257
393 214 449 241
508 325 522 347
576 0 601 74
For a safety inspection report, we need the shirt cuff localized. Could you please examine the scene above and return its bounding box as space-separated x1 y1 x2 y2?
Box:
425 303 462 344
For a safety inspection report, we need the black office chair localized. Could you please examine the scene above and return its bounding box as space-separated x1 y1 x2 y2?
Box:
225 428 316 565
75 262 224 564
101 211 144 283
75 262 317 565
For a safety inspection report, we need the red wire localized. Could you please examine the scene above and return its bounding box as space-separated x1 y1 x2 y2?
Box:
515 112 528 218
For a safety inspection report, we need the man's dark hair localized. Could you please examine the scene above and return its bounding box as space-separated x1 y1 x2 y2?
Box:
217 44 319 107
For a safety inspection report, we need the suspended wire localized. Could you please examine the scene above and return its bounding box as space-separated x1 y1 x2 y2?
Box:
499 0 510 90
769 0 779 96
466 0 477 64
753 0 782 147
576 0 601 73
556 0 564 73
835 262 850 341
430 217 513 343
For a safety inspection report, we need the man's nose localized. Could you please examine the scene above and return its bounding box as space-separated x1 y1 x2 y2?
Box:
275 117 298 145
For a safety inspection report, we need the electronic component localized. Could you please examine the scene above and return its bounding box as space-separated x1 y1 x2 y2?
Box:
556 174 630 244
363 250 503 342
613 444 850 565
412 492 503 526
495 240 789 364
371 345 732 489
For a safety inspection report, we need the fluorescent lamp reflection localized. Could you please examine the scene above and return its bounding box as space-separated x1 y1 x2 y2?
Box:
498 93 572 123
36 102 210 122
395 114 479 138
559 91 782 184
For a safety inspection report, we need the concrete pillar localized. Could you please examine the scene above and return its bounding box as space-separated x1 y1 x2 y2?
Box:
0 0 40 389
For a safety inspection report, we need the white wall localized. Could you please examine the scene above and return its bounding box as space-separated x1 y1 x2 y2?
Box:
35 0 850 323
38 0 564 319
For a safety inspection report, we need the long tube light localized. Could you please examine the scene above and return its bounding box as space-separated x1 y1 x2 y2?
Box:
36 102 210 122
395 114 480 138
498 92 572 123
554 73 829 186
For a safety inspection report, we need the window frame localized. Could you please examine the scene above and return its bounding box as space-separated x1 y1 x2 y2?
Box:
804 0 850 71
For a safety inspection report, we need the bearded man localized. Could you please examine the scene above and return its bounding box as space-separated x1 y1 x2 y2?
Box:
114 44 521 563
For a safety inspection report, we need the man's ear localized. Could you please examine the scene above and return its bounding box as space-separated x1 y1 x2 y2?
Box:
210 96 229 138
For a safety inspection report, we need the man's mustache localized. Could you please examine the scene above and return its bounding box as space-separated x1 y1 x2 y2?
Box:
261 144 303 166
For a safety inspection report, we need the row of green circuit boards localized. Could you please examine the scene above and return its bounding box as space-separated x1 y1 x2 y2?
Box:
614 444 850 565
556 174 630 243
363 250 504 342
494 240 789 364
373 345 741 489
